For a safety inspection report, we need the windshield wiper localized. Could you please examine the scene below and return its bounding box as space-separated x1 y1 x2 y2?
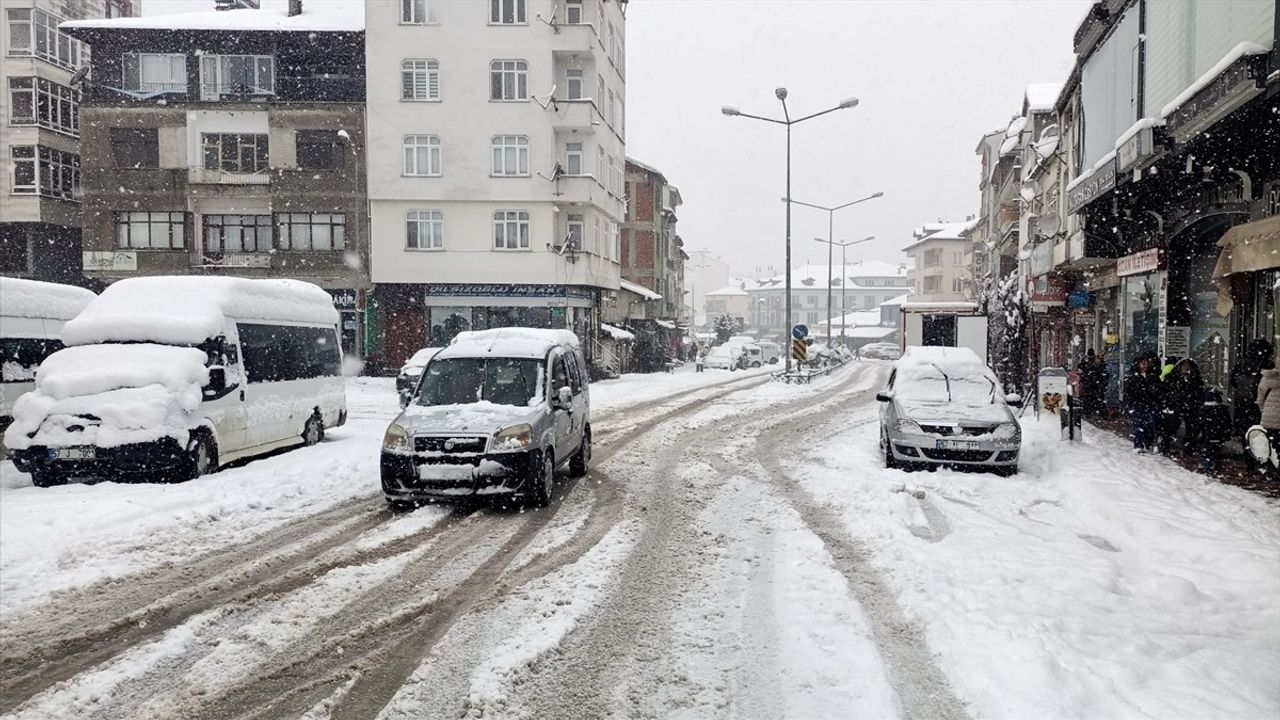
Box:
931 363 952 402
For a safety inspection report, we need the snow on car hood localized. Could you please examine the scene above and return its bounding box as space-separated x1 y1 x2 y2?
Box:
397 401 540 434
896 400 1013 426
4 344 209 450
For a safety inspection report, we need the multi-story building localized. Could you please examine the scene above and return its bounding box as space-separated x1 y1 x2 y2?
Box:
905 220 975 302
747 261 912 339
365 0 628 370
1 0 136 283
621 158 685 322
61 0 369 354
704 284 747 328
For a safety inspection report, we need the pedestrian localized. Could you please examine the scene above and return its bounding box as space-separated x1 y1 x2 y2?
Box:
1258 367 1280 432
1230 339 1275 436
1126 354 1163 453
1163 358 1205 455
695 347 705 373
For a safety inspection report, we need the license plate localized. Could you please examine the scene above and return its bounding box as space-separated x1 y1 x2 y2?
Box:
50 447 95 461
936 439 977 451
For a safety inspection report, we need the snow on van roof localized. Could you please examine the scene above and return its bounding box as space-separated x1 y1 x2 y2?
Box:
61 276 338 347
0 277 96 322
437 328 580 361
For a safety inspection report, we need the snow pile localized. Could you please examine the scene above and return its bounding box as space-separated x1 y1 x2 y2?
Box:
439 328 579 360
61 0 365 32
1024 82 1064 112
400 347 441 374
999 116 1027 156
4 344 208 449
62 277 338 347
0 277 95 321
599 323 634 342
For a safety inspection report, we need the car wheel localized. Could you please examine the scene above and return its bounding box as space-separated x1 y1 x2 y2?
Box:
883 431 897 469
302 414 324 447
751 361 762 368
569 428 591 477
527 450 554 508
30 470 65 488
185 433 217 482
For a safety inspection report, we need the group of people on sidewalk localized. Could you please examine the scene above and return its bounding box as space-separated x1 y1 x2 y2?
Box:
1073 340 1277 468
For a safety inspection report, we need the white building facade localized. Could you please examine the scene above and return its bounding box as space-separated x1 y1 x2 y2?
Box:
365 0 627 368
905 221 976 302
683 249 730 327
746 261 912 338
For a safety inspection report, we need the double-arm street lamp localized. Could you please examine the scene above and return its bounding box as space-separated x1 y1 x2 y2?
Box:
787 192 884 344
722 88 860 372
814 235 875 345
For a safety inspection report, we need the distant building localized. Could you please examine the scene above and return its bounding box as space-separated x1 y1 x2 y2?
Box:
684 249 730 327
746 261 912 339
704 284 747 327
905 219 977 302
621 158 686 323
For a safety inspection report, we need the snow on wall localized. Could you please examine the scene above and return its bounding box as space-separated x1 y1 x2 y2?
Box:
0 277 95 322
61 277 339 347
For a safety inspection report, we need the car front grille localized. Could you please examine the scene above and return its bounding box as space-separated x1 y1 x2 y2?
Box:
414 436 488 454
919 424 995 437
920 448 994 462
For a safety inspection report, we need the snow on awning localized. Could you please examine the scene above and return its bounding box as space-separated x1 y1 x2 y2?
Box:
655 320 677 330
620 279 662 301
600 323 635 342
1213 214 1280 316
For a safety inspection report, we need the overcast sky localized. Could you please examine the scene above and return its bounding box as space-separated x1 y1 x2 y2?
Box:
141 0 1089 279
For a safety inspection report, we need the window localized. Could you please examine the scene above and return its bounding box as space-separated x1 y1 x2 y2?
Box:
199 54 274 100
401 59 440 100
489 59 528 101
123 53 186 94
953 277 964 293
109 128 159 168
566 69 583 100
491 135 529 176
923 248 942 268
401 0 436 24
566 0 583 24
10 146 35 194
203 214 272 253
566 213 584 249
9 77 79 135
296 130 342 170
407 210 443 249
202 133 268 173
10 145 78 199
6 9 84 70
923 275 942 293
592 215 600 254
611 156 623 196
606 155 615 192
596 146 605 182
494 210 530 250
238 323 342 383
863 295 875 309
490 0 526 24
564 142 583 174
106 0 127 18
1 338 64 383
115 211 186 249
404 135 442 176
278 213 346 251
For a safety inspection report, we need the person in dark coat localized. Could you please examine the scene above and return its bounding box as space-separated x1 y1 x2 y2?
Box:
1126 354 1163 452
1230 339 1275 435
1082 351 1108 418
1163 358 1205 455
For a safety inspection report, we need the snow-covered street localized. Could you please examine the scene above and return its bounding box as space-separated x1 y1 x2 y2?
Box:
1 363 1277 719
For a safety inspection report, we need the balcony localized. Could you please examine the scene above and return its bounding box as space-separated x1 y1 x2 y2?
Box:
550 23 597 57
550 99 598 133
187 167 272 185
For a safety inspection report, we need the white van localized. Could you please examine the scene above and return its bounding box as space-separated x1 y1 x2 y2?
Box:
5 277 346 487
0 278 96 437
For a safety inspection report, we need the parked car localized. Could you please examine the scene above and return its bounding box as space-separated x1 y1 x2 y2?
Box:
6 277 347 487
397 347 442 404
876 346 1021 476
704 342 747 370
755 340 782 364
381 328 590 508
860 342 903 360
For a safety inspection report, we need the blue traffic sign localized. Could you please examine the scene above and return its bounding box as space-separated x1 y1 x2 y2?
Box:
792 324 808 340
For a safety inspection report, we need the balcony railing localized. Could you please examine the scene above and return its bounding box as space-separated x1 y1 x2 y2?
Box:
188 167 271 185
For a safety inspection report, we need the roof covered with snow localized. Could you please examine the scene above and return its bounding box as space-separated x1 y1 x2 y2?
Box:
1025 83 1065 112
817 310 883 328
62 277 339 347
879 293 913 307
62 0 365 32
0 277 95 321
908 219 979 248
706 285 748 297
438 328 579 361
749 261 910 291
620 279 662 301
600 323 635 342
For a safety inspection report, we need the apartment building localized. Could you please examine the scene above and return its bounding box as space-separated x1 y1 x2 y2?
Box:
61 0 370 353
621 157 685 323
747 261 912 338
905 220 975 302
1 0 136 284
365 0 628 369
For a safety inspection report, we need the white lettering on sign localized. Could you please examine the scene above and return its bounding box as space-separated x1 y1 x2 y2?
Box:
1116 248 1162 277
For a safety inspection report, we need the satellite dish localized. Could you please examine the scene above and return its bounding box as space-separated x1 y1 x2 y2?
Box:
1034 214 1062 237
68 65 90 86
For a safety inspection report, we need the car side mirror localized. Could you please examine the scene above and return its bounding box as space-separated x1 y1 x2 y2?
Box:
1005 393 1022 408
876 391 893 403
399 391 411 409
204 367 227 398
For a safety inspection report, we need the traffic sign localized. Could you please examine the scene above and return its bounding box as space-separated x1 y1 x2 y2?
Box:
792 339 808 361
792 324 808 340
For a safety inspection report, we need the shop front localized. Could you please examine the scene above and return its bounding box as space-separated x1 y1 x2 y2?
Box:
326 288 365 360
1117 248 1165 381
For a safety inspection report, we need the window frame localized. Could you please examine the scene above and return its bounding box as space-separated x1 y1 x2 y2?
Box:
122 52 188 95
400 0 437 24
10 145 79 200
406 209 444 250
565 0 583 24
401 59 440 101
115 211 187 250
199 54 274 100
564 142 583 175
295 130 343 171
566 69 584 100
202 214 273 254
201 133 269 174
7 76 79 136
566 213 584 249
493 210 531 250
491 135 529 177
403 134 442 177
277 212 346 251
489 59 528 101
7 8 85 70
489 0 527 25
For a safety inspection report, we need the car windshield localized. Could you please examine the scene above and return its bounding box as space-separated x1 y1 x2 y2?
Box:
896 368 996 404
415 357 542 407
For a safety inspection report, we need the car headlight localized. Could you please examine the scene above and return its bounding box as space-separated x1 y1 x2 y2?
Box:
1245 427 1272 463
492 423 533 452
383 423 411 452
993 422 1020 439
895 418 923 434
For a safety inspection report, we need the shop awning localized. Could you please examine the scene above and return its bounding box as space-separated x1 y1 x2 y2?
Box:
1213 215 1280 315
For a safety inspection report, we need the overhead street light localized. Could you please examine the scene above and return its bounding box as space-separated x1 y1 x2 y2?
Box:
815 235 875 345
789 192 884 344
721 88 862 372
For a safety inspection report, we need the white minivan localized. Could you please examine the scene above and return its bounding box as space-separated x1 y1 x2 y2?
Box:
5 277 347 487
0 277 96 439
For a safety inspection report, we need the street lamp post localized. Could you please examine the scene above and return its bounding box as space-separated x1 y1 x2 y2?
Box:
814 235 874 346
787 192 883 344
723 90 859 372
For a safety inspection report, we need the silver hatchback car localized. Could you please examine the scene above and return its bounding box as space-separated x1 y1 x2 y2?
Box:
876 346 1022 476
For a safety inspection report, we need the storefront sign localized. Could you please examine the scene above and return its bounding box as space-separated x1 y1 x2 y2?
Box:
1029 241 1054 278
1166 55 1265 145
1030 274 1069 307
204 253 272 268
328 288 359 311
1164 326 1190 358
426 284 569 298
1117 126 1156 173
1116 248 1163 277
1067 158 1117 214
83 251 138 271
